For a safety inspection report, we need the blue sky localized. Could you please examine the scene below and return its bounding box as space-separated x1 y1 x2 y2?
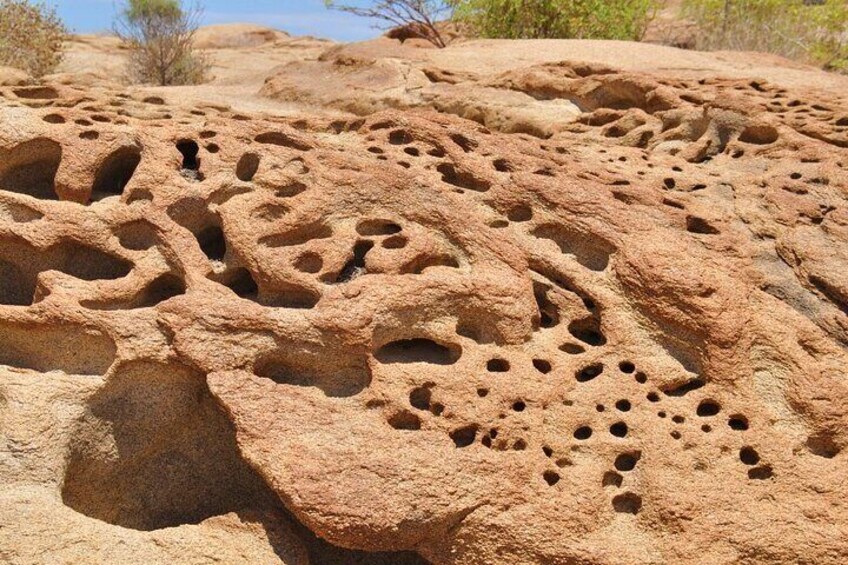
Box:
46 1 386 42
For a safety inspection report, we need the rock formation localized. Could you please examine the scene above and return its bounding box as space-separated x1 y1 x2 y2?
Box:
1 26 848 565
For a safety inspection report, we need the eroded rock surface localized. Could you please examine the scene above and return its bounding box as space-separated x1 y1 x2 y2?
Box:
1 48 848 565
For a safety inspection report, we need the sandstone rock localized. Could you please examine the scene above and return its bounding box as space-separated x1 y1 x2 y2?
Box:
0 66 31 87
2 33 848 565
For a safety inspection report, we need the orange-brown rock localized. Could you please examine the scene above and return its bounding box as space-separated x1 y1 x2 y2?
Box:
1 27 848 565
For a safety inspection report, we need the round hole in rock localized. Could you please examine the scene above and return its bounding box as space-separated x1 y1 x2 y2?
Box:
532 359 552 374
409 386 432 411
404 147 420 157
748 465 774 480
647 392 660 402
574 426 592 440
561 343 585 355
635 372 648 384
512 400 526 412
619 361 635 373
696 399 721 417
43 113 66 124
596 404 605 412
576 363 604 383
658 411 667 418
513 439 527 451
196 225 226 261
382 235 407 249
487 358 510 372
610 422 628 438
357 219 402 236
236 153 260 182
615 399 631 412
672 415 685 424
543 471 560 486
477 388 489 398
375 338 461 365
388 410 421 431
431 403 444 416
206 143 220 154
728 415 749 430
612 492 642 514
542 446 553 457
388 129 413 145
450 425 477 448
294 252 323 274
603 471 623 488
805 434 840 459
701 424 712 433
670 430 681 439
740 447 760 466
614 451 640 472
507 206 532 222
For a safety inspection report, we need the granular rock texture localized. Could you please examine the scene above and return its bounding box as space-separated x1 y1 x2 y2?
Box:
1 47 848 565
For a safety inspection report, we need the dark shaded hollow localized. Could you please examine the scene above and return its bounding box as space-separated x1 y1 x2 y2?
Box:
375 338 461 365
357 219 402 236
436 163 490 192
531 224 613 272
254 131 311 151
91 146 142 200
576 363 604 383
236 152 260 182
533 282 560 329
663 377 705 397
612 492 642 514
196 225 227 261
333 241 374 284
177 139 200 171
255 352 371 398
568 317 607 347
137 273 186 307
450 425 477 447
388 410 422 430
224 267 259 299
0 258 36 305
0 138 62 200
53 241 134 281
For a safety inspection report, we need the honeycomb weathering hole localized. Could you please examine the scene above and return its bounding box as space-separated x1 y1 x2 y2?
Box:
255 351 371 397
91 146 142 201
236 152 260 181
0 138 62 200
375 338 461 365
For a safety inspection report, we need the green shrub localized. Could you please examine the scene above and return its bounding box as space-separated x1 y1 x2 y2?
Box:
0 0 66 77
114 0 209 85
683 0 848 72
454 0 661 40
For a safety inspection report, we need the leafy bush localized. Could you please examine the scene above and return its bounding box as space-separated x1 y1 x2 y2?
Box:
114 0 209 85
0 0 66 77
683 0 848 72
454 0 661 40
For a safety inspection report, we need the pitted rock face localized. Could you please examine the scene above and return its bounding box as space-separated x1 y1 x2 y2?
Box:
0 71 847 565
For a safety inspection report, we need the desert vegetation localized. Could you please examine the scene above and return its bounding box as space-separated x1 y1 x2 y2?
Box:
683 0 848 72
454 0 661 40
0 0 66 77
114 0 209 85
